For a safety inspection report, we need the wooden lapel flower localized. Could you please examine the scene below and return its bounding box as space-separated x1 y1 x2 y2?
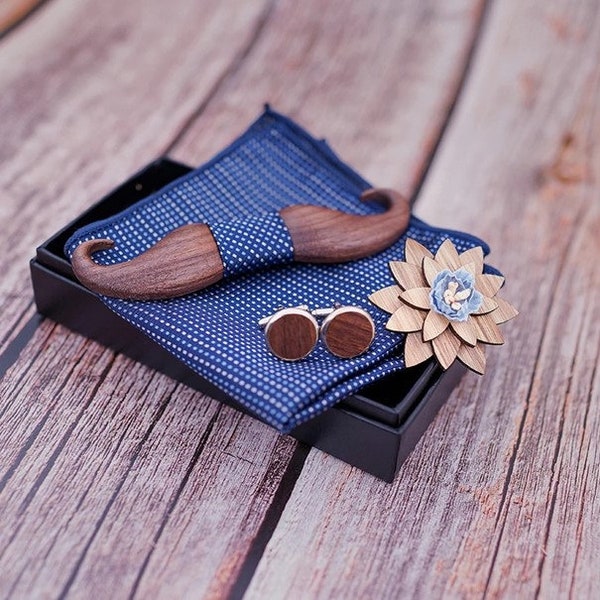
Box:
369 239 518 374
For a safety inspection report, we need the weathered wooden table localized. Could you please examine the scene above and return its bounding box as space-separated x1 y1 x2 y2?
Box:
1 1 598 598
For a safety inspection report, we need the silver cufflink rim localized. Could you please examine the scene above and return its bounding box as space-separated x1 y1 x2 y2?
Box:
259 303 375 361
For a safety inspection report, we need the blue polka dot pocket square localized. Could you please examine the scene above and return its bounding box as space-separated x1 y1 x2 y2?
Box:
65 107 503 433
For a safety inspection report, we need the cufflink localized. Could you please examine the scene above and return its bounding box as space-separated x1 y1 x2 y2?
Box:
258 306 319 361
260 304 375 361
313 304 375 358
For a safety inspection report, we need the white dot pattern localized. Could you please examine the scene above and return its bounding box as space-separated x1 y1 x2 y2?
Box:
65 108 502 433
210 213 294 276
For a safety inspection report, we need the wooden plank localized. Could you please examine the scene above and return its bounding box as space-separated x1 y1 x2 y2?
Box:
0 324 296 598
0 0 487 597
244 0 600 598
0 0 272 344
0 299 35 358
170 0 487 191
125 0 489 596
0 1 288 597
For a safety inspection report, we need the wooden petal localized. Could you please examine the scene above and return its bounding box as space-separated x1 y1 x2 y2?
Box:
404 238 433 265
476 273 505 297
389 261 427 290
471 314 505 344
459 246 484 271
490 297 519 324
434 239 461 270
431 328 462 369
450 319 477 346
400 287 432 310
386 305 426 332
457 343 487 374
473 295 498 315
404 331 434 367
459 261 478 278
423 310 449 341
423 256 443 286
369 285 403 314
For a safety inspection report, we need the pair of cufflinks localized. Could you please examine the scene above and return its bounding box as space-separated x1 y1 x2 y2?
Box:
259 304 375 361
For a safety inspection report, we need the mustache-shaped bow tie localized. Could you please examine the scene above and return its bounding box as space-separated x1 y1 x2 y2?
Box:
71 188 409 300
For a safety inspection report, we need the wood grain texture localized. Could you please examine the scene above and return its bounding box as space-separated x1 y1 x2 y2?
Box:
376 237 514 374
283 188 410 263
0 300 36 359
264 309 319 361
244 0 600 598
0 0 273 343
320 308 375 359
170 0 487 189
0 323 296 598
105 1 487 590
0 0 508 597
0 0 288 597
69 189 409 301
71 224 225 301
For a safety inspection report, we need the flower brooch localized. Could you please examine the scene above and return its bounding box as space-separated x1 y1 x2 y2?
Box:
369 239 518 374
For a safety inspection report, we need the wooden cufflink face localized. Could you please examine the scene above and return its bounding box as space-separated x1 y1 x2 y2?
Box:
319 306 375 358
262 307 319 361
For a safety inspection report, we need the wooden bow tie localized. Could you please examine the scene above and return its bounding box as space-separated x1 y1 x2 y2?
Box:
71 188 410 301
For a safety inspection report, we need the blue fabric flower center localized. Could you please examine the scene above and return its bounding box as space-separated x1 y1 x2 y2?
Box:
429 268 483 322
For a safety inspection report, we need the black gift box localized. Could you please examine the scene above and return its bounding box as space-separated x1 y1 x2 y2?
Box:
30 159 466 482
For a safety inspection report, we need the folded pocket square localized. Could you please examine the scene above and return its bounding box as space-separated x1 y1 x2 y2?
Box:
65 107 500 433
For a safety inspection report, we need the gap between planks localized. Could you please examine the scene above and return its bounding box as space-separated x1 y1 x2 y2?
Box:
0 0 494 597
240 1 600 598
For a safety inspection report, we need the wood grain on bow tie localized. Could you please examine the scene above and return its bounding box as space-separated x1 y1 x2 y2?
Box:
70 188 410 301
